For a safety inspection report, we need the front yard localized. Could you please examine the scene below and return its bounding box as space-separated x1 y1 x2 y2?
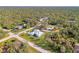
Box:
20 32 54 52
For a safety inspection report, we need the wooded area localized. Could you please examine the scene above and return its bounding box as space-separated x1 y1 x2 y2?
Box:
0 7 79 53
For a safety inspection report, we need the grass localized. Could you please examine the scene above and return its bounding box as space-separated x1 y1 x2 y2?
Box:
0 30 9 39
0 38 39 53
11 26 31 34
20 32 53 52
0 34 9 40
11 28 27 34
27 45 40 53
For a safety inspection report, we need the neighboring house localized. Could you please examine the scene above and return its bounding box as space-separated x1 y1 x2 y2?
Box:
23 20 29 24
15 24 24 30
28 29 44 37
18 25 24 29
13 24 27 31
17 23 27 30
46 25 55 31
40 17 49 22
74 44 79 53
47 27 54 31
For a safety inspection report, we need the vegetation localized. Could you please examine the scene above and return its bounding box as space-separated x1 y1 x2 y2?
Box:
0 38 39 53
0 7 79 52
20 33 52 51
0 30 8 39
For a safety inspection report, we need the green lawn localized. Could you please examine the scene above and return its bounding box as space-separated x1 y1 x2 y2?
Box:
20 32 53 52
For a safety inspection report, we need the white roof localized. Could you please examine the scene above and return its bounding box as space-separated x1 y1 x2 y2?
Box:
40 17 49 21
28 29 44 37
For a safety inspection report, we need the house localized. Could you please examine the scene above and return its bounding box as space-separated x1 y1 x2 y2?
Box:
46 25 55 31
40 17 49 22
13 24 27 31
23 20 29 24
23 18 32 23
74 44 79 53
18 25 24 29
28 29 44 37
15 24 24 30
47 27 54 31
